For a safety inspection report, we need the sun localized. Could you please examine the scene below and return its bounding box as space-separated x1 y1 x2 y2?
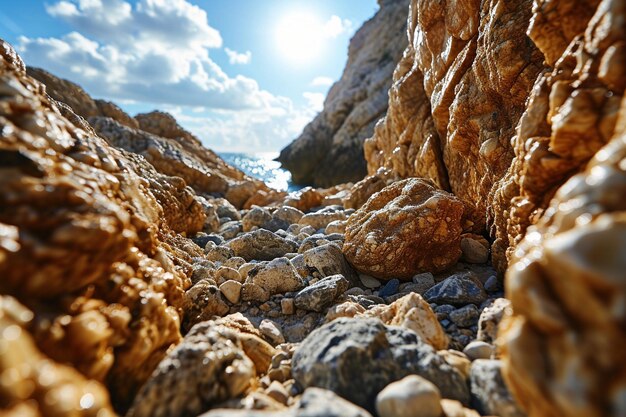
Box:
275 11 324 65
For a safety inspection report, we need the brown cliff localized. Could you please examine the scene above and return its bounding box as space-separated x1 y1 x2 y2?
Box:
277 0 410 187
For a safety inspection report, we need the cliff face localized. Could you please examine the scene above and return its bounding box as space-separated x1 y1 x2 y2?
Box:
356 0 626 415
277 0 410 187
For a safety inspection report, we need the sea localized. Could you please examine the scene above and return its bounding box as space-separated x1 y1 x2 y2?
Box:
219 152 303 192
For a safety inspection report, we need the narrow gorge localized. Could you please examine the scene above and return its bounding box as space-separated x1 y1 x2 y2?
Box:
1 0 624 417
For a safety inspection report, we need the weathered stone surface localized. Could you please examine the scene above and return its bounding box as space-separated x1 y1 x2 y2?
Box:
344 179 464 279
127 319 256 417
294 274 349 312
463 341 494 361
366 0 544 233
423 274 487 306
183 280 230 330
278 0 410 186
228 230 298 261
247 258 305 297
26 66 139 129
0 41 187 411
470 360 525 417
477 298 510 344
302 243 359 285
362 293 448 350
298 211 347 231
500 83 626 416
199 387 373 417
292 318 469 411
376 375 443 417
0 296 116 417
491 0 625 271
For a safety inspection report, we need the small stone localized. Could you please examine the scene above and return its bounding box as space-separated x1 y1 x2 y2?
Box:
438 350 471 380
440 399 481 417
228 229 298 261
219 220 243 240
460 237 489 264
359 274 381 289
281 298 295 315
266 380 289 405
326 219 347 234
463 341 494 361
378 279 400 297
242 206 272 232
215 266 242 285
294 274 349 312
302 243 358 285
299 225 316 235
299 211 347 230
424 273 487 306
484 275 501 293
376 375 443 417
434 304 455 320
241 282 270 302
470 360 525 417
449 304 480 328
273 206 305 225
260 319 285 346
219 280 242 304
409 272 437 294
205 245 235 263
249 258 305 296
477 298 510 344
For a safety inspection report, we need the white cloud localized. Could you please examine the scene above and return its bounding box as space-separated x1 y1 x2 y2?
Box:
17 0 276 110
302 92 325 112
225 48 252 65
323 15 353 38
311 76 334 87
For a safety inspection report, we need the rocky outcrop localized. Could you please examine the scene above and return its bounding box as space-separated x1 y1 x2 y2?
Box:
343 178 464 279
277 0 410 187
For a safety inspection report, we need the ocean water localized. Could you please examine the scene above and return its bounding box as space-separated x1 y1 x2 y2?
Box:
219 152 302 192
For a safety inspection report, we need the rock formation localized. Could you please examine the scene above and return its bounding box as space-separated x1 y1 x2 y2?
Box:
277 0 410 187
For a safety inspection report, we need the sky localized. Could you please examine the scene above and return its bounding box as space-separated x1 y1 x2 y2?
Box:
0 0 379 153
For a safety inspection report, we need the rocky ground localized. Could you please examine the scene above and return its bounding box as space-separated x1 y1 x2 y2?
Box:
1 0 625 416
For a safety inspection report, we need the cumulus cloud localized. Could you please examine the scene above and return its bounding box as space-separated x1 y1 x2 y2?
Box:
311 76 334 87
323 15 353 38
225 48 252 65
17 0 279 111
302 92 325 112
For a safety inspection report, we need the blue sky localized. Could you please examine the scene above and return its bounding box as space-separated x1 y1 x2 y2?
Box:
0 0 379 152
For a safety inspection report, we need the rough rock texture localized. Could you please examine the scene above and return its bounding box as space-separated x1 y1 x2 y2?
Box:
470 360 525 417
343 178 464 279
500 94 626 416
26 67 139 130
292 318 469 411
491 0 624 271
365 0 544 232
126 319 256 417
0 40 198 413
277 0 410 186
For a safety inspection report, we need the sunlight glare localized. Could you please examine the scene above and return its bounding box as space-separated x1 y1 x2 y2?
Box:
275 11 323 65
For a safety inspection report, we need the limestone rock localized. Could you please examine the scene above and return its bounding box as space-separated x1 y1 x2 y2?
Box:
365 0 543 233
247 258 305 297
294 274 349 312
302 243 359 285
228 230 298 261
126 320 256 417
362 293 448 350
376 375 443 417
343 179 464 279
463 341 494 361
220 280 243 304
277 0 410 186
476 298 510 344
470 360 525 417
491 0 624 272
292 317 469 411
500 69 626 416
0 41 186 410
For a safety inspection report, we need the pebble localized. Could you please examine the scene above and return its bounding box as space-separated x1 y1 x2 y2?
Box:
265 380 289 405
281 298 295 315
484 275 501 293
424 273 487 306
376 375 443 417
460 237 489 264
359 274 382 289
294 274 349 312
463 341 494 361
470 359 526 417
219 280 242 304
378 279 400 298
449 304 480 328
259 319 285 345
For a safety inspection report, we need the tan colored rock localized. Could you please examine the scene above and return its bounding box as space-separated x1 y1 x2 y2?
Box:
441 399 480 417
220 280 243 304
126 319 256 417
248 258 305 297
500 92 626 417
376 375 443 417
491 0 625 271
363 293 448 350
0 296 116 417
438 350 471 381
343 178 464 279
278 0 410 186
0 41 186 411
366 0 544 233
343 168 395 210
